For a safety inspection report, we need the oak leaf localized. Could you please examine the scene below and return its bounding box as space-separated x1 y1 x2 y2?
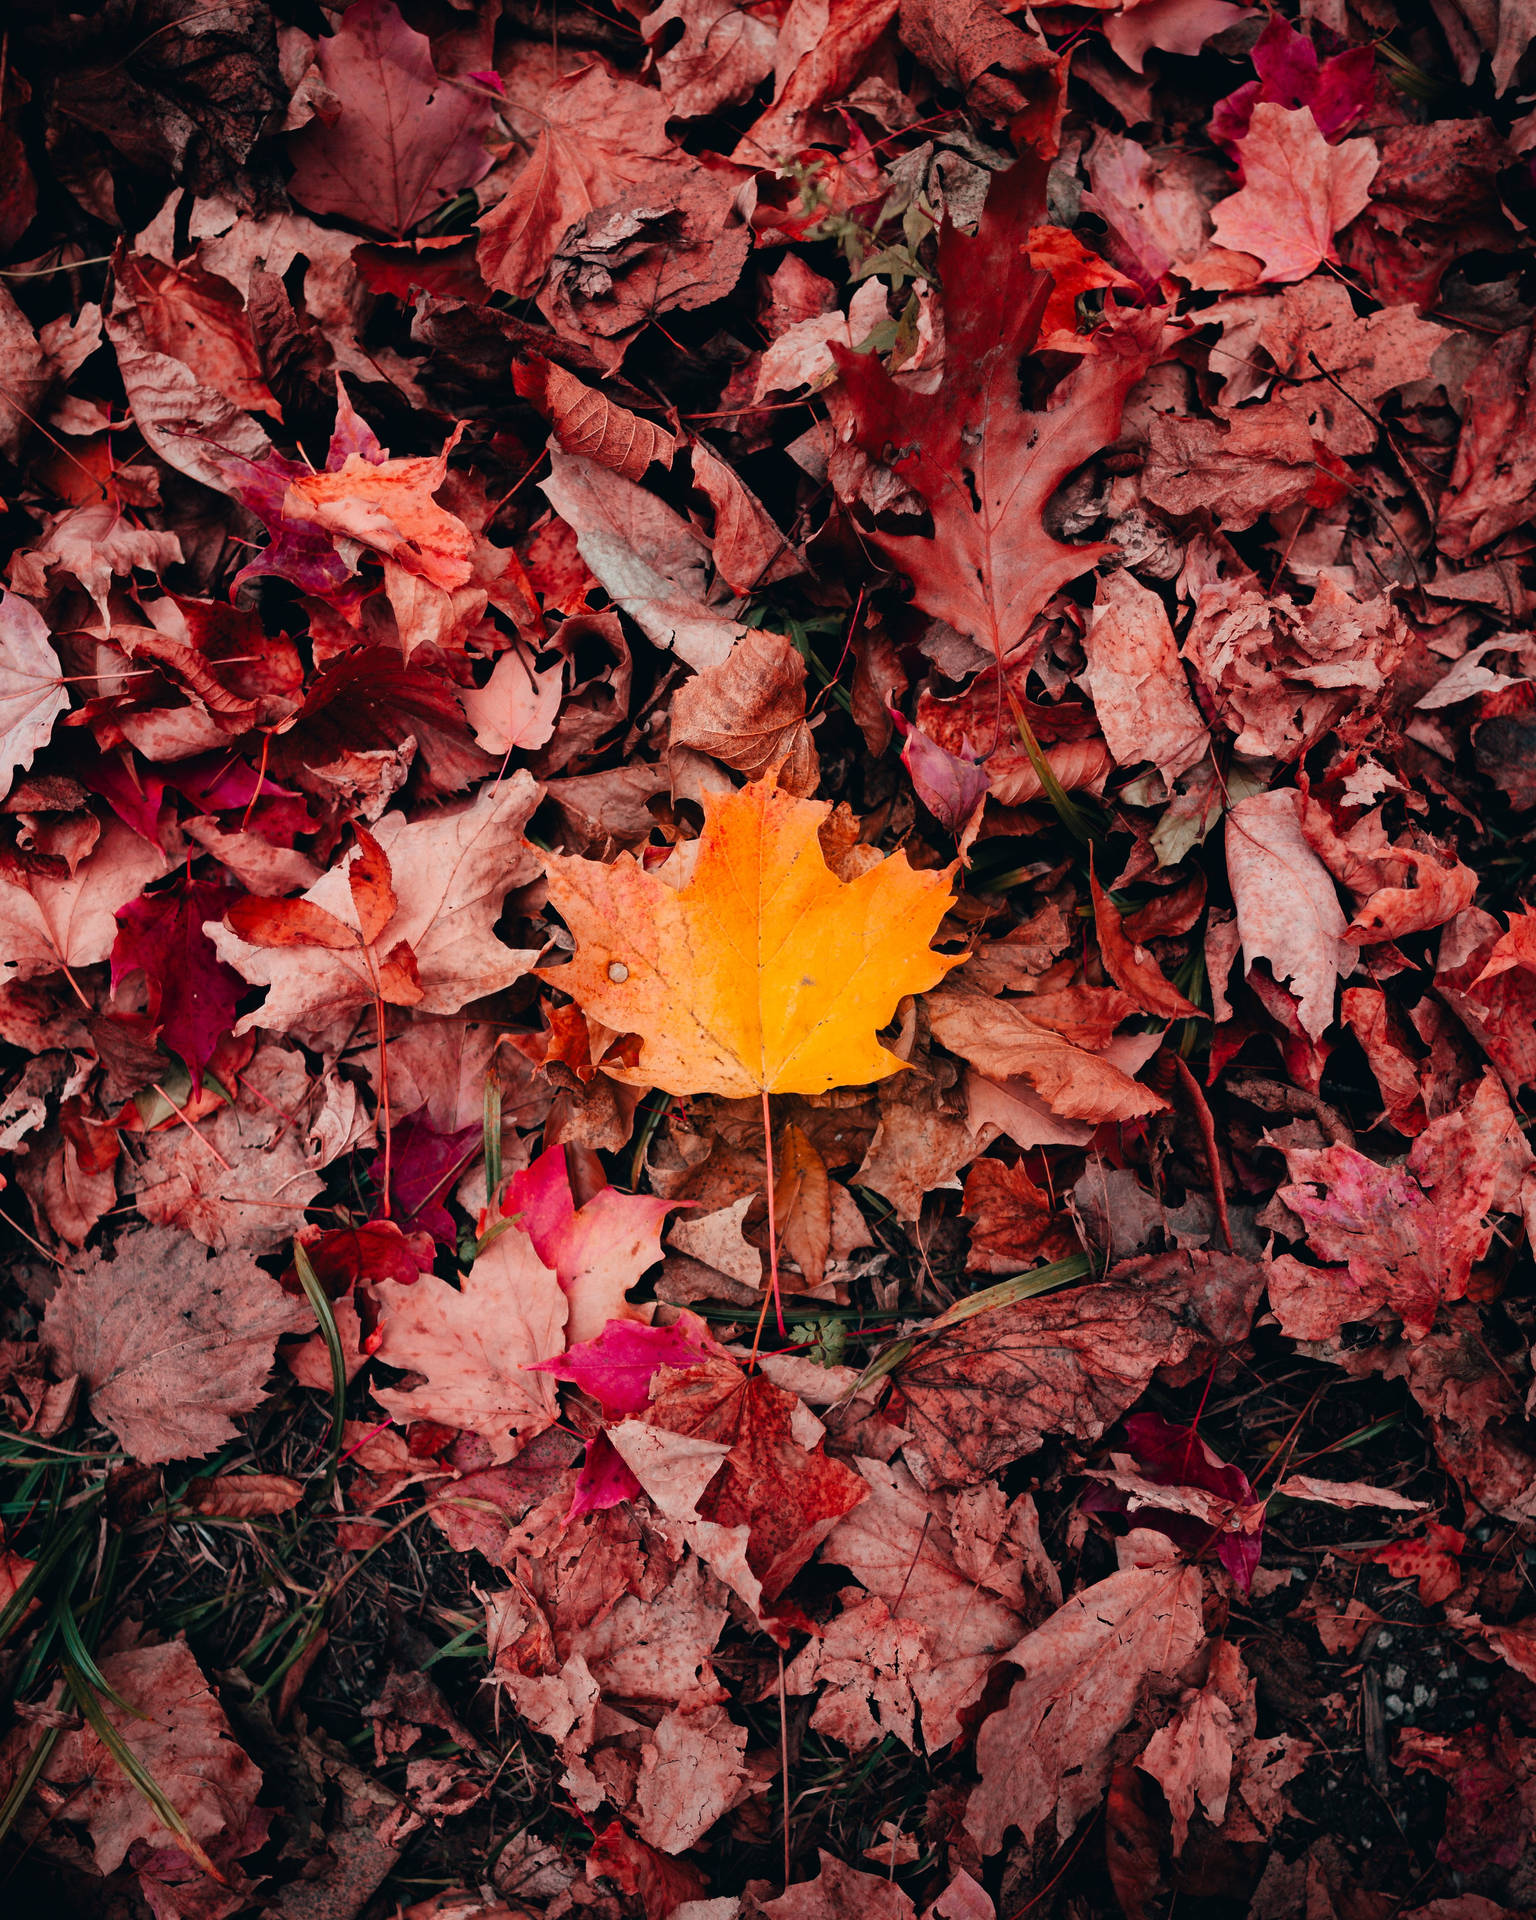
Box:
41 1227 308 1463
830 164 1161 660
541 772 958 1098
1211 104 1378 284
210 773 542 1040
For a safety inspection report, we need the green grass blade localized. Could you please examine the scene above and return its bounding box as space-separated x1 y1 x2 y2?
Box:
291 1242 346 1494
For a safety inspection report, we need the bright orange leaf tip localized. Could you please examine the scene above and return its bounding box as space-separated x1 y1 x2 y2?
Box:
539 773 962 1099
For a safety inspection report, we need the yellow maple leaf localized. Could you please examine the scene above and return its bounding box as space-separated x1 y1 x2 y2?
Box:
541 774 960 1098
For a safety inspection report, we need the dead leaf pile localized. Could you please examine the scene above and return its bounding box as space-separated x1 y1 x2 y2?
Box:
1 3 1535 1917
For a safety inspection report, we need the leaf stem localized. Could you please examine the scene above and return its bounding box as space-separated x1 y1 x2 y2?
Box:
750 1089 786 1365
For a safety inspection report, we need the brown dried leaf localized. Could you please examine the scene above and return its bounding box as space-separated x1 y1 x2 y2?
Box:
41 1228 308 1464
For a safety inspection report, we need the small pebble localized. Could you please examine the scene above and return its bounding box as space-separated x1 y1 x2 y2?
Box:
1376 1630 1394 1648
1384 1693 1405 1718
1385 1664 1407 1689
1413 1684 1434 1707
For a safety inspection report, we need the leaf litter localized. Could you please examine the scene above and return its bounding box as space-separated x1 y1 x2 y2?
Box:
1 2 1536 1917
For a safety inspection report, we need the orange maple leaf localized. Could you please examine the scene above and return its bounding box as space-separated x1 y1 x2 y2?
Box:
541 773 960 1098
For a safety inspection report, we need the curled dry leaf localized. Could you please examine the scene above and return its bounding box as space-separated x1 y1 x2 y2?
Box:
514 356 675 483
1225 787 1352 1042
669 630 818 795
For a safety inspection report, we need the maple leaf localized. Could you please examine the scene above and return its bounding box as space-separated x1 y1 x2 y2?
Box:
112 877 242 1093
820 1457 1036 1749
829 164 1161 662
370 1226 566 1461
1268 1070 1531 1342
1085 1412 1265 1592
0 591 68 803
761 1851 922 1920
541 771 959 1098
131 1042 331 1255
210 773 541 1040
1211 104 1379 284
41 1227 309 1463
967 1563 1206 1852
632 1700 755 1852
40 1640 262 1874
370 1108 480 1241
1439 326 1536 558
1211 16 1377 153
539 449 746 672
460 643 562 756
476 65 679 300
286 0 495 237
499 1143 674 1344
1138 1639 1256 1854
627 1354 869 1601
960 1158 1078 1273
0 816 171 983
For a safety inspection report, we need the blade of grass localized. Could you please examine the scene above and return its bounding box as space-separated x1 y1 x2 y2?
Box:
291 1242 347 1495
845 1252 1094 1398
483 1067 503 1202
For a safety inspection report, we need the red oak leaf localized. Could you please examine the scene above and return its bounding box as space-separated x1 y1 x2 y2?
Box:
830 163 1161 663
